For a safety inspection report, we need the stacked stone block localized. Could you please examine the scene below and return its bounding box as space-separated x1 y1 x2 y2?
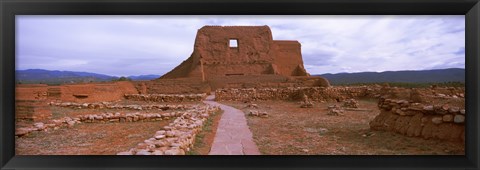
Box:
370 97 465 142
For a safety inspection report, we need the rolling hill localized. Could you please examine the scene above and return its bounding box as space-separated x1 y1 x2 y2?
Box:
16 69 160 85
16 68 464 85
317 68 465 85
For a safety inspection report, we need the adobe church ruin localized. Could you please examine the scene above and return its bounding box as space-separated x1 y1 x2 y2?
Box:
15 26 465 153
162 25 310 79
144 25 329 93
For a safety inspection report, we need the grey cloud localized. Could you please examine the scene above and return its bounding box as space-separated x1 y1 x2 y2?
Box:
454 47 465 55
17 15 465 76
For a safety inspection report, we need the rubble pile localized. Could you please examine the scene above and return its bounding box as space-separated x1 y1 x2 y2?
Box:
343 99 359 108
327 105 344 116
300 94 314 108
247 110 269 118
245 103 259 109
300 102 314 108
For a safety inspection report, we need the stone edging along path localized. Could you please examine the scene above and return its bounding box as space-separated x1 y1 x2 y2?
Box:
203 95 261 155
117 105 221 155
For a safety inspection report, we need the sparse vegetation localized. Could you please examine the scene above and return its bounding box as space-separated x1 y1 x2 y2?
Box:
114 76 132 81
187 110 223 155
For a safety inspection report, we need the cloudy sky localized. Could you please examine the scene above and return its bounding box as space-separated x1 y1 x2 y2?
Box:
17 15 465 77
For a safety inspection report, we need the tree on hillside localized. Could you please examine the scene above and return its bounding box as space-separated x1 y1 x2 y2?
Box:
116 76 132 81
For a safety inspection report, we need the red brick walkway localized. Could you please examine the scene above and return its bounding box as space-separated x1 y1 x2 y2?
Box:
203 95 261 155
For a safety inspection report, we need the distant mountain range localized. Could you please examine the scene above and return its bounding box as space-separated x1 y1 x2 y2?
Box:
317 68 465 85
16 69 161 85
16 68 465 85
124 74 161 81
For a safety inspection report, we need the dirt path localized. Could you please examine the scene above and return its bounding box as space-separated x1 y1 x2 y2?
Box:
203 95 260 155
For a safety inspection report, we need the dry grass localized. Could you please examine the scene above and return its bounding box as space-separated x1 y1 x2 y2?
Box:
187 110 223 155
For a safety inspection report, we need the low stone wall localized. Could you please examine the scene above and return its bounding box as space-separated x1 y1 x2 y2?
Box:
16 84 49 100
78 111 182 123
124 93 207 102
16 82 139 103
49 81 138 103
117 105 221 155
379 86 464 103
15 110 185 137
215 86 380 102
369 97 465 142
49 101 194 111
215 86 464 102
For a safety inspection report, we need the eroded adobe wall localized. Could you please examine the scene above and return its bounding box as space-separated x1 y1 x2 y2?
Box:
271 41 308 76
16 84 49 100
16 100 52 121
16 82 139 120
160 26 309 80
17 81 138 103
160 55 197 79
195 26 275 65
16 85 52 121
52 81 138 102
207 74 290 90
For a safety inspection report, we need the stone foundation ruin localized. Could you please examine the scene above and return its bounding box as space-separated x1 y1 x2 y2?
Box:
16 103 222 156
15 82 138 121
213 85 465 142
14 25 464 155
